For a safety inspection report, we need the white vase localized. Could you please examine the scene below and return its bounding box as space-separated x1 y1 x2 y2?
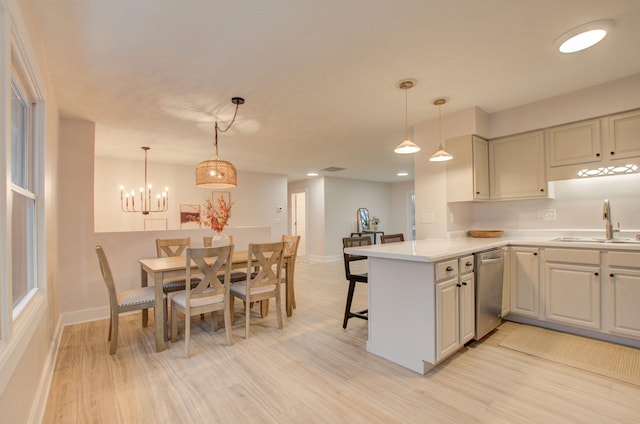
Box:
211 231 230 247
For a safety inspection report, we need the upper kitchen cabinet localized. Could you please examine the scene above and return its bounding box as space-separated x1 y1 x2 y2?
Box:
546 109 640 181
608 109 640 161
489 130 549 200
446 135 489 202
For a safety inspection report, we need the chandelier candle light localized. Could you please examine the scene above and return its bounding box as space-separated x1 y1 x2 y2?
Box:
120 146 169 215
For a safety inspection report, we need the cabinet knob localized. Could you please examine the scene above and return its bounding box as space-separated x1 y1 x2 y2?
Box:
476 191 480 195
456 283 462 287
594 272 599 276
540 188 545 192
462 282 467 286
596 153 600 157
533 252 538 256
610 273 615 277
611 151 615 155
446 266 454 271
465 261 472 266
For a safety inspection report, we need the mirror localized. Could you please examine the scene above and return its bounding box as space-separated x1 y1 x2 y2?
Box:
356 208 369 232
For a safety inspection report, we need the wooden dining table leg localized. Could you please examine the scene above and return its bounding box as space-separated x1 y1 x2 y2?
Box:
141 267 149 327
153 271 167 352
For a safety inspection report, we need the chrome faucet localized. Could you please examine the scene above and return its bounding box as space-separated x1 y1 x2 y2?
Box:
602 199 620 240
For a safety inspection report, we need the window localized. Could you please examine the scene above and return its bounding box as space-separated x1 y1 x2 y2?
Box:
10 73 38 314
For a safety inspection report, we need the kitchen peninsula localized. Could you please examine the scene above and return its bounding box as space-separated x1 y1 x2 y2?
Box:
345 236 640 374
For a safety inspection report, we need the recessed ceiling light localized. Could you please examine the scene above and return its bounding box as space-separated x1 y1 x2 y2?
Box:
397 172 409 177
306 172 318 177
556 20 612 54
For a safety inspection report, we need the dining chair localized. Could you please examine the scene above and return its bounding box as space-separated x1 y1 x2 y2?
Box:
380 233 405 244
203 235 247 283
155 237 198 294
282 234 301 312
230 241 285 339
171 245 234 357
342 236 372 329
96 245 165 354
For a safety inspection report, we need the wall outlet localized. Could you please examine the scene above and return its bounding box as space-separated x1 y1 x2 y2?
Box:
537 209 556 221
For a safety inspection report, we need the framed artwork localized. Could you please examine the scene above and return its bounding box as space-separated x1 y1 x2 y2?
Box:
144 218 167 231
180 204 201 229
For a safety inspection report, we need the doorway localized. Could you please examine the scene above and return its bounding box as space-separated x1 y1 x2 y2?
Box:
290 191 307 256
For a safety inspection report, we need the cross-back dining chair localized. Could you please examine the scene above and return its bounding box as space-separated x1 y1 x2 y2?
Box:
380 233 405 244
170 245 234 357
96 245 165 354
342 236 371 329
203 235 247 283
230 241 285 339
282 234 301 312
155 237 199 294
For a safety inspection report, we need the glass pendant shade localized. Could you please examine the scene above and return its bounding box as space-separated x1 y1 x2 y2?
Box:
429 146 453 162
394 136 421 154
394 79 420 155
429 97 453 162
195 158 237 188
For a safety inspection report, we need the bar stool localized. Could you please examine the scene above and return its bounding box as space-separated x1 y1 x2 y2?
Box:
341 236 372 329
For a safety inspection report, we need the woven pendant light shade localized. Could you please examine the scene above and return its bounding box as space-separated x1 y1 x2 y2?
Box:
195 159 237 188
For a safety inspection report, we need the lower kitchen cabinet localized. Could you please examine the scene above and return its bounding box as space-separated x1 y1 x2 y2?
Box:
436 272 475 361
607 252 640 339
544 249 601 330
509 247 539 318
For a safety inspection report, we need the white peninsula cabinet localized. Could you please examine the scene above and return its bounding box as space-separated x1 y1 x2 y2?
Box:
436 256 475 361
489 131 548 200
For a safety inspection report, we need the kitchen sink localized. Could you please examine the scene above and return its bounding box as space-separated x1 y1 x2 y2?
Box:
551 236 640 244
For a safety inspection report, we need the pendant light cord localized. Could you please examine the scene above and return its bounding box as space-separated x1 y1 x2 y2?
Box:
214 101 241 159
404 87 409 139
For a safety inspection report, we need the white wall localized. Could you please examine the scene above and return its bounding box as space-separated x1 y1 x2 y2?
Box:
95 157 287 234
390 180 415 240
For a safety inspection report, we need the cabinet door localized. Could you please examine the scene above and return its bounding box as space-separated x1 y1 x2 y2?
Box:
608 268 640 338
544 262 601 329
459 273 475 344
608 109 640 161
489 131 547 200
547 119 602 168
501 247 510 318
472 136 490 200
510 247 540 317
436 277 460 360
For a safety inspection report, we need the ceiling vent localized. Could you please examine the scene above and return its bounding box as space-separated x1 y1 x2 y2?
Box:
321 166 345 173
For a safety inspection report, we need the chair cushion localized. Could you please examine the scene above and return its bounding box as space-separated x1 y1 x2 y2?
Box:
117 285 158 308
230 281 276 297
171 289 224 309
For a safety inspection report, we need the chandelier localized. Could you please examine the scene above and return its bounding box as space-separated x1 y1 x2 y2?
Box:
196 97 245 188
120 146 169 215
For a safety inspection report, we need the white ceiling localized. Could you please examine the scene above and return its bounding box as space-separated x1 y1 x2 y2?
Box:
26 0 640 183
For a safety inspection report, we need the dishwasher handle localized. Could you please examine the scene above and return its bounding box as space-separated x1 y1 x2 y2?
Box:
480 256 504 265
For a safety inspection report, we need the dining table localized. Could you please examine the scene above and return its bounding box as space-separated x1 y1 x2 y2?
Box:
140 249 295 352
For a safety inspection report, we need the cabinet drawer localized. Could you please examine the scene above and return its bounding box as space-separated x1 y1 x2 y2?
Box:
545 248 600 265
459 255 474 274
436 259 458 281
608 251 640 268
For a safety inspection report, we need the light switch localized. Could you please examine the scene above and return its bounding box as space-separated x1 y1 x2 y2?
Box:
421 213 435 224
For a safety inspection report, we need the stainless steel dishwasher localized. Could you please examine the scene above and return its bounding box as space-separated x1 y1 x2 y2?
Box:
473 248 505 340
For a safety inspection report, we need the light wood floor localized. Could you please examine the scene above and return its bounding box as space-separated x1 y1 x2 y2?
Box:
44 259 640 423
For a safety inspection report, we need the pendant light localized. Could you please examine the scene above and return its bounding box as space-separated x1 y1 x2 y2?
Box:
429 98 453 162
394 79 421 154
195 97 244 188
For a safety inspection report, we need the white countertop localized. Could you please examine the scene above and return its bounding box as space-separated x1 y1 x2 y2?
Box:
345 236 640 263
